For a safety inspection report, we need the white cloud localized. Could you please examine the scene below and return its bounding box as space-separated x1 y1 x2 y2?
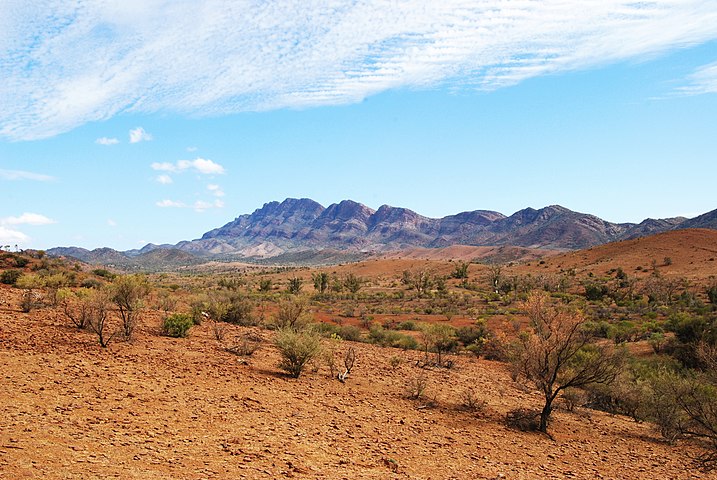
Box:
1 212 57 226
95 136 119 145
156 174 173 184
151 158 225 175
194 199 224 212
156 199 185 208
107 219 117 227
0 212 56 247
129 126 152 143
0 169 54 181
186 146 198 152
2 1 717 140
0 226 29 244
177 158 225 175
679 61 717 95
207 184 225 197
156 198 223 211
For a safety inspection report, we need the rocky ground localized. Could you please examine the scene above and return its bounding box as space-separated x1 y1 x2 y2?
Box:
0 285 712 479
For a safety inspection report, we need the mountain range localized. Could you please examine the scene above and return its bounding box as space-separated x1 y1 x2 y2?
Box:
48 198 717 267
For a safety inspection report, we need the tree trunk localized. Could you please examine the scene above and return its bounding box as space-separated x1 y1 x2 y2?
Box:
540 399 553 433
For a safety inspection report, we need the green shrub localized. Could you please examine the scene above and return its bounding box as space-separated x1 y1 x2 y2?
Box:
338 325 362 342
311 322 340 337
396 320 417 331
13 256 29 268
161 313 193 338
80 278 102 289
584 282 609 301
368 326 418 350
92 268 115 279
274 327 322 378
456 321 489 346
0 269 22 285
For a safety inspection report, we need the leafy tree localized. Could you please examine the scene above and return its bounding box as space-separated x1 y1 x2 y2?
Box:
312 272 329 294
111 274 151 340
402 269 433 297
512 292 624 433
87 289 115 348
487 264 503 294
452 261 469 279
343 273 364 295
287 276 302 295
420 323 457 367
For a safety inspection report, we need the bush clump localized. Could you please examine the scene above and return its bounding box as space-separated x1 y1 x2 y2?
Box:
505 408 541 431
161 313 194 338
274 327 322 378
0 269 22 285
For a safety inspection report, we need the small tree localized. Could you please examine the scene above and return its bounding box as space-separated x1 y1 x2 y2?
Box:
274 297 310 330
312 272 329 294
706 279 717 306
287 276 302 295
512 292 624 433
60 288 93 329
343 273 364 295
452 261 469 279
111 274 150 340
87 289 116 348
488 264 503 294
421 323 457 367
258 278 272 293
402 269 433 297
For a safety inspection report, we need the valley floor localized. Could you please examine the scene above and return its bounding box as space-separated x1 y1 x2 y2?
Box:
0 287 711 479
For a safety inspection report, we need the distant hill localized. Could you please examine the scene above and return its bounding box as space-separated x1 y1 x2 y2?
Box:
515 229 717 281
48 199 717 267
47 246 201 271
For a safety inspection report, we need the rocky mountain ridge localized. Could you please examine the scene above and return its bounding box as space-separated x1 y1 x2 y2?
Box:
48 198 711 265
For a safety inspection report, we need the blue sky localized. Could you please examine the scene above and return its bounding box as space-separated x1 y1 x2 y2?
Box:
1 1 716 250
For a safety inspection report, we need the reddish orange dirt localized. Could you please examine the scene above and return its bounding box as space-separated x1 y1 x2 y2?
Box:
0 285 712 480
512 229 717 283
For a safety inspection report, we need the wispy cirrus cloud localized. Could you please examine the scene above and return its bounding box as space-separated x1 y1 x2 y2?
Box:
1 1 717 140
151 158 225 175
679 61 717 95
0 169 54 181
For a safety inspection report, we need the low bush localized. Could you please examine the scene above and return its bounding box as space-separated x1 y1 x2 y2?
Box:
368 326 418 350
161 313 193 338
505 408 541 432
274 327 322 378
337 325 362 342
0 269 22 285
